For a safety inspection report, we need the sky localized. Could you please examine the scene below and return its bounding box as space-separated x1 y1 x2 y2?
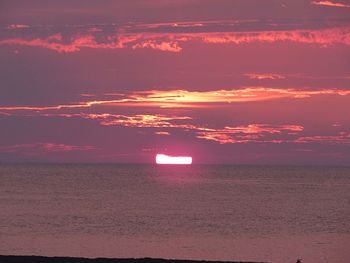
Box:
0 0 350 164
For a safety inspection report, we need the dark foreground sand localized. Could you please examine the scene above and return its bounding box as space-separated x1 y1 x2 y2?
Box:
0 256 266 263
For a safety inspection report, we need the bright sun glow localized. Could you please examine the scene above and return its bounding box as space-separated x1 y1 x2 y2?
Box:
156 154 192 165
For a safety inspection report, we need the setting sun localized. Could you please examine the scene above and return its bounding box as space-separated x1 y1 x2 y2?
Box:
156 154 192 165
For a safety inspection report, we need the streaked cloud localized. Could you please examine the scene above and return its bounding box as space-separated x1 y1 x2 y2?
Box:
1 88 349 112
0 34 121 53
1 110 348 147
200 27 350 46
106 88 350 107
96 88 350 108
196 126 350 146
6 24 30 30
37 113 200 131
39 114 350 147
245 73 286 80
132 40 182 52
311 1 350 8
0 143 94 154
196 124 304 144
1 22 350 53
155 131 170 136
332 123 342 127
45 113 308 145
81 113 193 128
295 132 350 145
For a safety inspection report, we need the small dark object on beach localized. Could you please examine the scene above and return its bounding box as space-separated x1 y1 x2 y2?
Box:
296 259 302 263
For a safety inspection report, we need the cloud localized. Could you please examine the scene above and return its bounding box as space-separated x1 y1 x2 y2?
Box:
113 88 350 108
88 88 349 109
34 113 201 131
81 113 194 128
245 73 350 81
1 87 349 112
1 22 350 53
0 34 121 53
197 126 350 146
332 122 342 127
132 40 182 52
245 73 286 80
155 131 171 135
6 24 30 29
295 132 350 145
0 32 182 53
0 143 94 154
2 110 348 147
311 1 350 8
4 109 304 144
45 114 308 146
200 27 350 46
196 124 304 144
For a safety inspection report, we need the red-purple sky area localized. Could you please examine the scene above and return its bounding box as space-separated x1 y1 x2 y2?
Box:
0 0 350 164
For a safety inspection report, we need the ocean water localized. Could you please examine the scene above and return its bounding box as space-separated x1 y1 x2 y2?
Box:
0 164 349 263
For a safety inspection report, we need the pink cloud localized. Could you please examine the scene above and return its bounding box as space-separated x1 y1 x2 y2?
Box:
196 124 304 144
223 124 304 134
197 127 350 146
6 24 30 29
120 88 350 108
80 93 96 97
1 25 350 53
245 73 286 80
132 40 182 52
0 143 94 154
311 1 350 8
332 123 342 127
2 109 348 147
0 34 121 53
200 27 350 46
0 87 349 112
84 114 193 128
32 113 198 130
155 131 171 135
295 132 350 145
0 33 181 53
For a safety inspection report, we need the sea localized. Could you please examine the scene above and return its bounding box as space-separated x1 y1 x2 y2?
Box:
0 164 349 263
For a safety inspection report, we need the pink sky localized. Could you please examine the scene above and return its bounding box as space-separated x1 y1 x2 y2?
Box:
0 0 349 164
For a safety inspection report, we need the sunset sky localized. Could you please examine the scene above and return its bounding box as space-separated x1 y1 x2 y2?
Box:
0 0 349 164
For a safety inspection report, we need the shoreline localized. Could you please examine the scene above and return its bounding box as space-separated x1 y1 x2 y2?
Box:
0 255 267 263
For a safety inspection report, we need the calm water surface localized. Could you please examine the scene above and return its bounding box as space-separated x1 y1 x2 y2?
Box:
0 164 349 263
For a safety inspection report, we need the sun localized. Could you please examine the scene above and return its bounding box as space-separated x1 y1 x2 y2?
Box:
156 154 192 165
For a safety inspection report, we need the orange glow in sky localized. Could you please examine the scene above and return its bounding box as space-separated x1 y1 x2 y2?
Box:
156 154 192 165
